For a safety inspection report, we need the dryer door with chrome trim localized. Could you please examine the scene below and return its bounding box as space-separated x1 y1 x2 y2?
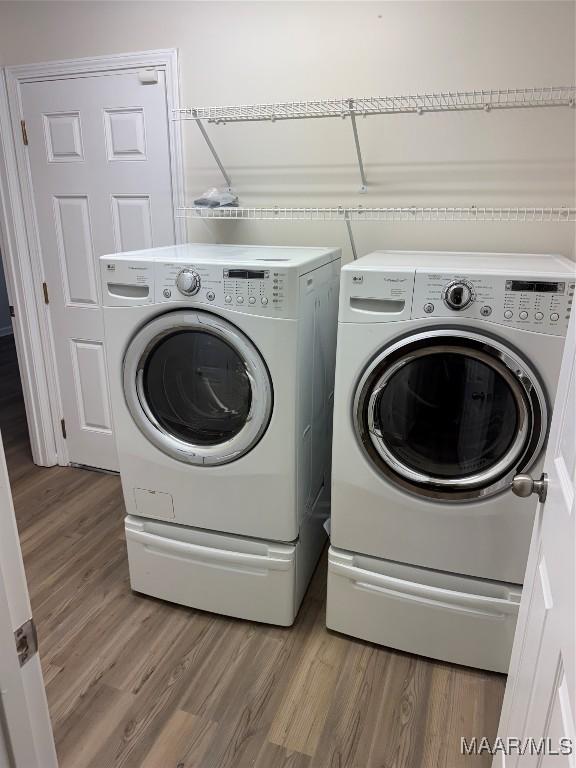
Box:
355 329 548 501
123 311 273 465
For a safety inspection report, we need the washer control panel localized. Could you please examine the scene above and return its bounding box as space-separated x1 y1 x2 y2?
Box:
413 271 574 335
155 262 296 316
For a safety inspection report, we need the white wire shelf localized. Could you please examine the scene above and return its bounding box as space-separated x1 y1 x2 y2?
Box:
174 87 576 123
179 205 576 223
176 86 576 192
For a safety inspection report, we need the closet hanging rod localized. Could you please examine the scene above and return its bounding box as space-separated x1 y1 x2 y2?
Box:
174 86 576 123
178 205 576 223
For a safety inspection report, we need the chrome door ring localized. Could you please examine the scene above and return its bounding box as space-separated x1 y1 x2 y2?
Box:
123 310 273 466
354 328 548 501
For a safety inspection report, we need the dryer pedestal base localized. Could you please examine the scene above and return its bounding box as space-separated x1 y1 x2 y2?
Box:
326 546 521 673
125 512 326 626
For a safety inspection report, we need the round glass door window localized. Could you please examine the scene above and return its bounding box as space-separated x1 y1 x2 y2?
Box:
123 311 273 465
355 330 548 501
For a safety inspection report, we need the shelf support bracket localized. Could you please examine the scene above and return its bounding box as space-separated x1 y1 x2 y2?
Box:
194 112 233 191
348 99 367 193
344 210 358 260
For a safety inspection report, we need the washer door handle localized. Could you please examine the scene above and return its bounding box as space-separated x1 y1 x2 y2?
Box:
512 472 548 503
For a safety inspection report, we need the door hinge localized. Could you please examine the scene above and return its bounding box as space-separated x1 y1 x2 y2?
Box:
61 418 67 439
14 618 37 667
20 119 28 146
42 281 49 304
9 305 15 318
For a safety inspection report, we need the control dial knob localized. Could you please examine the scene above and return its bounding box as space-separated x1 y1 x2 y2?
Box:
443 280 475 311
175 268 201 296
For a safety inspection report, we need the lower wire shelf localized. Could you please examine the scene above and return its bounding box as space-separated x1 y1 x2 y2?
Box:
179 205 576 223
179 204 576 260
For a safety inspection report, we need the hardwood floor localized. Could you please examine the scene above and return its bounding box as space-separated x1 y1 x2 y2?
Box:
0 335 506 768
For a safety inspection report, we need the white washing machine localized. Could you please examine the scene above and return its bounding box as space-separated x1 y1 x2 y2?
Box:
100 243 340 625
326 251 574 671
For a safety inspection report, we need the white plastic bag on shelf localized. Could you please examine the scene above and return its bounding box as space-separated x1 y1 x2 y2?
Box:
194 187 238 208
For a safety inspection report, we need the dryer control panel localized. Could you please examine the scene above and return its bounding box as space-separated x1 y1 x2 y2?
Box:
100 257 299 317
412 271 574 336
154 261 297 317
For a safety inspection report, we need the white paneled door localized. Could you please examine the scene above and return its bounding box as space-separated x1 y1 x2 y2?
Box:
493 313 575 766
0 426 57 767
20 68 177 470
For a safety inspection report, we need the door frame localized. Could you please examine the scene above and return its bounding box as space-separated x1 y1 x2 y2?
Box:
0 49 186 466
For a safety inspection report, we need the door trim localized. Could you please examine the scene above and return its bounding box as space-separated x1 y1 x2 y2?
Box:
0 50 185 466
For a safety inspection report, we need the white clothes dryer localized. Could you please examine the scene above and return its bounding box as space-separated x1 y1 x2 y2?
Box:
100 243 340 625
326 251 574 671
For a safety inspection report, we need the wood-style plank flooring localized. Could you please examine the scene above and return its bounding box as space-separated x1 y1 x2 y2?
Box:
0 335 506 767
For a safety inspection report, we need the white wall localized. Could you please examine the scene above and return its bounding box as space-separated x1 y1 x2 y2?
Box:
0 0 574 263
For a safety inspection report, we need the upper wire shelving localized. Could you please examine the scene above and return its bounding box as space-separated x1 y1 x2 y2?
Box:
175 86 576 192
174 86 576 123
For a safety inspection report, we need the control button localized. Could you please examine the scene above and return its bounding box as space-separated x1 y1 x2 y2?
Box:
443 280 475 311
225 295 232 304
249 296 256 304
550 312 560 322
261 297 269 305
480 305 492 317
236 296 244 304
175 268 201 296
163 288 172 298
504 310 513 319
206 291 215 301
519 311 528 320
423 302 434 314
534 311 544 321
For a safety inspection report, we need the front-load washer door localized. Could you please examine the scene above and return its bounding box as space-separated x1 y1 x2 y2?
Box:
354 329 548 501
123 310 273 465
